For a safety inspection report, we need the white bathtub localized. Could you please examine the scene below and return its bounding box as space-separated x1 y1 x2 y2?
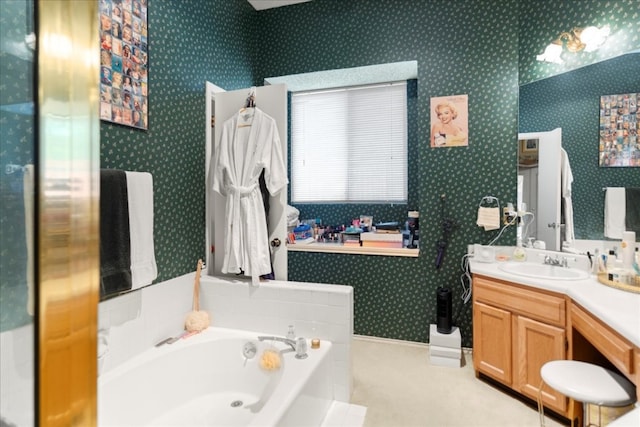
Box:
98 327 334 427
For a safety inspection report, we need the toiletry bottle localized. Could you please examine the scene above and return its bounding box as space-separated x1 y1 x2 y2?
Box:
611 259 627 284
599 253 608 273
287 325 295 341
621 231 636 270
592 249 600 275
606 250 616 271
513 238 526 261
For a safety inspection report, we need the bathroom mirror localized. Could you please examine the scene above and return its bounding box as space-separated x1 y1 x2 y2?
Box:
518 52 640 249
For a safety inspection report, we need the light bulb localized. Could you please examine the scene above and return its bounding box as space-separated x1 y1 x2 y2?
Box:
536 42 563 64
580 25 610 52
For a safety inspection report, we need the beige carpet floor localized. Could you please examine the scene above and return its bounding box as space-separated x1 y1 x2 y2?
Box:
350 337 567 427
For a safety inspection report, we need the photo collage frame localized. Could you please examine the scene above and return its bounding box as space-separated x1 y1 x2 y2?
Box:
599 93 639 167
99 0 148 130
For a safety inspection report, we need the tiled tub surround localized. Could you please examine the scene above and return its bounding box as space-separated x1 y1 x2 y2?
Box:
98 273 353 402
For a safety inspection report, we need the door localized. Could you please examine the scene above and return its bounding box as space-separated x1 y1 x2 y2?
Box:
473 302 512 385
205 82 225 276
518 128 562 251
515 316 567 414
206 83 288 280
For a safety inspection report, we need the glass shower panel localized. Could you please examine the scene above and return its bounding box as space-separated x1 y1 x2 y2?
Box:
0 0 36 425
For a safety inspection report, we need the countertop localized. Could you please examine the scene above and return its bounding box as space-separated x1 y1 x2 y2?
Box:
469 254 640 348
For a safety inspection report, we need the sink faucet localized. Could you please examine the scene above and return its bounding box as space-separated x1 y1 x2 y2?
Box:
258 336 308 359
543 255 562 266
543 255 573 268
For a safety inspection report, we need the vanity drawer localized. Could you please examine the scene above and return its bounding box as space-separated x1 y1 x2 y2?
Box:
571 303 634 377
473 275 565 327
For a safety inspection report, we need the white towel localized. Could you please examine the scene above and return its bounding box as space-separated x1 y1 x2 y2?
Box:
561 149 575 244
125 171 157 289
477 207 500 231
604 187 625 239
23 165 35 316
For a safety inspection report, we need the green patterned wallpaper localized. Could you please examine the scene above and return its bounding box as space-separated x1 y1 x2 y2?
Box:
518 0 640 85
94 0 639 348
100 0 257 285
0 0 35 332
257 0 520 347
520 53 640 240
3 0 635 341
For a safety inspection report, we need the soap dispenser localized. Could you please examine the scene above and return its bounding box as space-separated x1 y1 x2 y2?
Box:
513 238 526 262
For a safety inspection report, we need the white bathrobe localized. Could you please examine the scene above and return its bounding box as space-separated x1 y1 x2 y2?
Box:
561 148 575 244
213 107 288 284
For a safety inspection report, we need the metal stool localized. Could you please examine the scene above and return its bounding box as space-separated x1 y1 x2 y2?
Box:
538 360 636 426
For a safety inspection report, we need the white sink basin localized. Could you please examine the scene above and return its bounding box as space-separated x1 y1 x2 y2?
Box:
498 262 589 281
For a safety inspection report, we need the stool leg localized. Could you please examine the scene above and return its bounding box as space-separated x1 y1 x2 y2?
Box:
537 379 546 427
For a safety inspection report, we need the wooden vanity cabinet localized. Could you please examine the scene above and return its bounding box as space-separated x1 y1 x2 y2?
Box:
570 302 637 402
473 275 568 415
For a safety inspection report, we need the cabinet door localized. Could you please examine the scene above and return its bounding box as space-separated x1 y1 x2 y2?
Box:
473 302 512 385
515 316 566 413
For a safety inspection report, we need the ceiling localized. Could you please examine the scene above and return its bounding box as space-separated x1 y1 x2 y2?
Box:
247 0 311 11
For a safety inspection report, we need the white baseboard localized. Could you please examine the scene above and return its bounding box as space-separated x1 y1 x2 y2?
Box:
353 334 473 354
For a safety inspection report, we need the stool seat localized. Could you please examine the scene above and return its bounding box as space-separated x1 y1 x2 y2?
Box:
541 360 636 407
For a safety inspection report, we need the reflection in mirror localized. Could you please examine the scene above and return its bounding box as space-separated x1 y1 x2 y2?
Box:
517 129 563 251
519 53 640 248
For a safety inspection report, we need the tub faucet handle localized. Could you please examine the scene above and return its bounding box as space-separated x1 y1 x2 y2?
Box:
295 337 308 359
243 341 257 359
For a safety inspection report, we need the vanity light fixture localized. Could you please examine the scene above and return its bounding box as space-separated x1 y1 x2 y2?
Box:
536 25 610 63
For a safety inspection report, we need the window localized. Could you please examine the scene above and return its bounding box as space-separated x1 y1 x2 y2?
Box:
290 82 408 204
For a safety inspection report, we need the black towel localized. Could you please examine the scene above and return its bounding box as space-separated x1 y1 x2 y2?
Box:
100 169 132 296
625 187 640 234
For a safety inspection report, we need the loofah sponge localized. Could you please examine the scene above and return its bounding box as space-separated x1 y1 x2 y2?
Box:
259 349 282 371
185 310 210 332
185 260 210 333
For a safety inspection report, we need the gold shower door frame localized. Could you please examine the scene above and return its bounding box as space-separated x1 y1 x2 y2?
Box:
38 1 100 425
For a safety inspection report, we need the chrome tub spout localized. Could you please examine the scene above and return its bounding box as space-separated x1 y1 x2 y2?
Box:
257 336 296 352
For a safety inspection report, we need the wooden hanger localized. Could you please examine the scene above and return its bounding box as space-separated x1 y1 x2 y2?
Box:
238 87 256 127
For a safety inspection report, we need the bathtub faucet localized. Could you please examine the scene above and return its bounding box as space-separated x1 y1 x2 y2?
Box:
258 336 296 351
258 336 308 359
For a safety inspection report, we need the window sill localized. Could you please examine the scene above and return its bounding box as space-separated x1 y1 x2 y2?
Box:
287 242 419 257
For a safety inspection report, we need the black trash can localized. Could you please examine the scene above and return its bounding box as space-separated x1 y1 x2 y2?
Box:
436 287 452 334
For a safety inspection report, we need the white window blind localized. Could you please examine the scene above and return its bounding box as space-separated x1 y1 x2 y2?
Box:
291 82 408 203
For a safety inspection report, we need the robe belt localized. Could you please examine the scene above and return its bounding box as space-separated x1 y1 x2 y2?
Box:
225 182 260 285
226 183 259 226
